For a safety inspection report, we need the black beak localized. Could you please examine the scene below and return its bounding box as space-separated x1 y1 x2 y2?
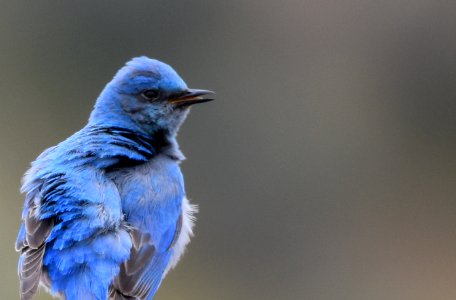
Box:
168 89 215 108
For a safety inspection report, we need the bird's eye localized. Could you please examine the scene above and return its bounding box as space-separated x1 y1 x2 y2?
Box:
141 89 160 101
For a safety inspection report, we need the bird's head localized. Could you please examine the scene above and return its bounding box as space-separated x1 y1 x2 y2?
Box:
90 56 214 136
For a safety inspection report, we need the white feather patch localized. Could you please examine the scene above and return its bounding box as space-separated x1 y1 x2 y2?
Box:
164 196 197 275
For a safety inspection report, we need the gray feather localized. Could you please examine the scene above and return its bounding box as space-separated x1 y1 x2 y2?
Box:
19 245 45 300
111 230 156 298
17 205 54 300
109 215 183 300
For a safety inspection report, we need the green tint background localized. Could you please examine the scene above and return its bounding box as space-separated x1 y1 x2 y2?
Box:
1 1 456 299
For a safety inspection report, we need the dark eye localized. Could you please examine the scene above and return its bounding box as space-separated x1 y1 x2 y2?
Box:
141 89 160 101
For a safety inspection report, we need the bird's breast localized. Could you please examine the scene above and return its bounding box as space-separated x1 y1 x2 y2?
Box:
109 155 185 242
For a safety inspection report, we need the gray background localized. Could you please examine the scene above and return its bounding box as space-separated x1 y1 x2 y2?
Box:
1 1 456 299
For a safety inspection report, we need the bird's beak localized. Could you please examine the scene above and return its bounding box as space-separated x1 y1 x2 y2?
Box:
168 89 215 108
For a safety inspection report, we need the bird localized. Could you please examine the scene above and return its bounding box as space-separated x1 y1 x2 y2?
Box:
15 56 214 300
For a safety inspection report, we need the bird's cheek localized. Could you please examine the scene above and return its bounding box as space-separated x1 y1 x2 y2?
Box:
120 97 144 114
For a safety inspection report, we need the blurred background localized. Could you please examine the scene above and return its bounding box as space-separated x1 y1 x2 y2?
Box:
1 1 456 299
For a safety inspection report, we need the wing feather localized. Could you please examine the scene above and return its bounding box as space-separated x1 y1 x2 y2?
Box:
110 216 182 300
17 204 54 300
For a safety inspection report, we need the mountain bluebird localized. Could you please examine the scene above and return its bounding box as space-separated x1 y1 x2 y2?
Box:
15 56 214 300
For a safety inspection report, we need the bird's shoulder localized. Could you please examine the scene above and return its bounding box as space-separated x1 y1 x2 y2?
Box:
23 125 170 185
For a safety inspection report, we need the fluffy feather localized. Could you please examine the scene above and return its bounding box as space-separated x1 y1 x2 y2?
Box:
16 56 208 300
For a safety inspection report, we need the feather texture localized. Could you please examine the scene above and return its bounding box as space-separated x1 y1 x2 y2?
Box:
16 56 203 300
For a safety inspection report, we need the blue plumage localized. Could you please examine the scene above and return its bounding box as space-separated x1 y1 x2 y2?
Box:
15 57 214 300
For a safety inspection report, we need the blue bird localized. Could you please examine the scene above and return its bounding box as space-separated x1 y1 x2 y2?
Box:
15 56 214 300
